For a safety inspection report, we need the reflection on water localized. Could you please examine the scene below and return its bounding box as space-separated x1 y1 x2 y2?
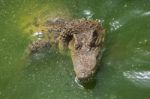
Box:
32 32 44 40
123 71 150 88
142 11 150 16
82 9 94 19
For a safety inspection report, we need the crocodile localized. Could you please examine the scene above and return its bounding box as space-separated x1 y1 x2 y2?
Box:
28 18 105 85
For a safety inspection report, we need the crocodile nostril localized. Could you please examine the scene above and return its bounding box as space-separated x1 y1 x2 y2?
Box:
75 43 82 50
75 72 93 83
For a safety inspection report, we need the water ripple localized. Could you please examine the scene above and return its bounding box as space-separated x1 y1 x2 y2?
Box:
109 19 122 31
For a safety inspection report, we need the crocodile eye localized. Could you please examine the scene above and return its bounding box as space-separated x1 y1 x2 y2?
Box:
92 30 98 39
89 30 98 47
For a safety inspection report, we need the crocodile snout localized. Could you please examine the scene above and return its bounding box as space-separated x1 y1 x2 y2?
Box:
75 70 95 83
70 49 99 84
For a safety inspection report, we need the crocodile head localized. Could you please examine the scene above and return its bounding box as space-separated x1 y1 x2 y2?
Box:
29 18 105 85
68 20 105 84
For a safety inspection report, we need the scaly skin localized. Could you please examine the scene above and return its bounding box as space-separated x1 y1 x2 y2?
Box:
28 18 105 84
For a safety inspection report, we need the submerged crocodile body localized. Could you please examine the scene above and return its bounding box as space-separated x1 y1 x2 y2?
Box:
28 18 105 85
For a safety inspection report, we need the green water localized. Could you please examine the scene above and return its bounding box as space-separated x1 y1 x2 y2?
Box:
0 0 150 99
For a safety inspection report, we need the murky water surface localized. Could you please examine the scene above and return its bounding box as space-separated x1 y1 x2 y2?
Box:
0 0 150 99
